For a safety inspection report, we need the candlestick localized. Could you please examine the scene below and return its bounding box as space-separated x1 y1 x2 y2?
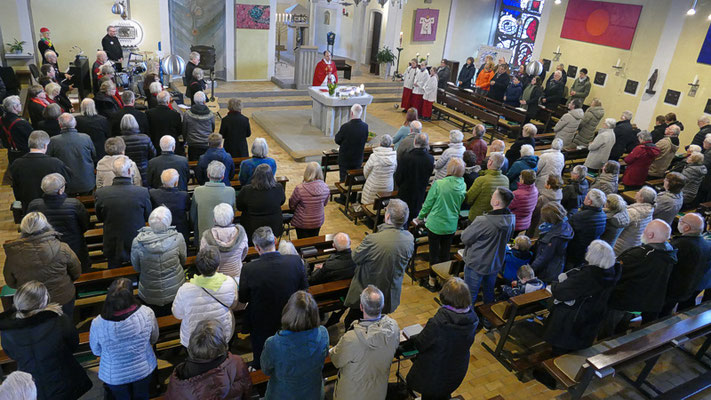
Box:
615 58 620 67
556 45 560 53
694 75 699 85
399 31 403 46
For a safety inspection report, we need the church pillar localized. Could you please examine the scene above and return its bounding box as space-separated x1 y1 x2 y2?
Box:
350 3 368 76
295 45 319 89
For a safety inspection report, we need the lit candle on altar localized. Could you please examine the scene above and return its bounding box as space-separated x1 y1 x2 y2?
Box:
399 31 403 46
360 84 365 94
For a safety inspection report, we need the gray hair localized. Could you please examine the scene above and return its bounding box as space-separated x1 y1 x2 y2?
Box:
585 240 616 269
228 98 242 112
149 81 162 95
551 138 564 150
28 130 50 150
689 144 702 153
58 113 76 129
160 135 176 152
0 371 37 400
621 110 633 120
705 134 711 145
20 212 50 236
449 130 464 143
351 103 363 119
193 91 207 104
157 91 171 105
120 114 139 132
333 232 350 251
193 68 204 80
572 165 587 178
148 206 172 232
637 186 657 204
414 132 429 149
96 50 107 60
520 144 534 157
251 138 269 158
213 203 234 227
80 98 98 117
303 161 323 182
603 118 616 129
43 104 62 120
522 123 537 137
360 285 385 317
40 173 66 195
189 51 201 62
489 152 505 170
99 80 115 94
2 96 21 113
699 115 711 125
410 120 422 133
490 140 506 152
104 137 126 155
187 319 228 362
605 193 627 213
99 64 115 76
253 226 276 250
161 168 179 188
586 188 607 208
44 82 61 97
278 241 298 255
474 124 486 138
667 124 681 135
385 198 409 227
112 155 133 178
121 90 136 105
379 134 393 147
207 161 226 181
637 130 652 142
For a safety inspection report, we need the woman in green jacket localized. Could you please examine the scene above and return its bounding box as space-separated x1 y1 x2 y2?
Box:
414 158 467 291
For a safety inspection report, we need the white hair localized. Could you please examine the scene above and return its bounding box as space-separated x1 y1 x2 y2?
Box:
160 168 179 188
0 371 36 400
278 240 298 255
189 51 200 62
621 110 633 120
193 91 207 105
207 161 226 181
149 81 162 95
587 188 607 208
522 123 537 137
699 116 711 125
585 240 616 269
551 138 564 151
58 113 76 129
80 98 98 117
157 91 171 105
44 82 61 97
213 203 234 227
333 232 351 251
2 96 21 113
410 120 422 133
112 155 133 178
251 138 269 158
604 118 616 129
149 206 172 232
489 152 505 170
350 104 363 119
20 212 50 236
120 114 139 132
449 130 464 143
160 135 176 152
520 144 534 157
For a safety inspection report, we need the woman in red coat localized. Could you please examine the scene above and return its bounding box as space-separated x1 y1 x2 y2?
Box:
622 131 661 190
510 169 539 234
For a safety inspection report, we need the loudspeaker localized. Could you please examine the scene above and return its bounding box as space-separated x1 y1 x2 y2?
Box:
190 45 216 71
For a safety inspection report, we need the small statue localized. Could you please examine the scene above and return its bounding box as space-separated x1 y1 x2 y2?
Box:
646 69 658 95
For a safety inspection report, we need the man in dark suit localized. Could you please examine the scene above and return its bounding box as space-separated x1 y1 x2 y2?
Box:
196 133 235 186
10 130 70 212
238 226 308 369
146 135 190 191
309 232 356 285
394 132 435 223
95 155 152 268
609 110 638 161
541 70 565 107
101 26 123 72
146 91 183 155
1 95 33 165
149 168 190 244
110 91 149 137
335 104 369 183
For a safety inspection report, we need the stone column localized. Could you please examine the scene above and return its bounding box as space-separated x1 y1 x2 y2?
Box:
295 46 319 89
350 4 368 76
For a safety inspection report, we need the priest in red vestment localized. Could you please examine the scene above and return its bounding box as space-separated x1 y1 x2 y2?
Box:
312 50 338 87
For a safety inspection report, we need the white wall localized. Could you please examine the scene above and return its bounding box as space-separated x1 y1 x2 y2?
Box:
443 0 497 64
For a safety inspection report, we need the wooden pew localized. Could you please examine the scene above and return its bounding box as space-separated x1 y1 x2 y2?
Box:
435 90 499 138
360 190 398 232
334 169 365 219
542 306 711 399
320 148 373 181
444 85 528 138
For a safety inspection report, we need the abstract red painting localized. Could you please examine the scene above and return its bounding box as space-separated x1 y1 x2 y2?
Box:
560 0 642 50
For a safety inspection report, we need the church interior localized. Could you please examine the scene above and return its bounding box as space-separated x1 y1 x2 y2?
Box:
2 0 711 399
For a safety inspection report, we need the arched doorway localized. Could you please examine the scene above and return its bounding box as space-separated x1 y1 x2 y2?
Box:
367 10 383 72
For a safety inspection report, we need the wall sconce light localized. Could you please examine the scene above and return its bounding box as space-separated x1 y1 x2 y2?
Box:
689 74 700 97
612 58 624 75
553 45 562 61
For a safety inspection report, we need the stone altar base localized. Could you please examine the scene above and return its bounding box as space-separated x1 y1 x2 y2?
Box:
252 109 397 161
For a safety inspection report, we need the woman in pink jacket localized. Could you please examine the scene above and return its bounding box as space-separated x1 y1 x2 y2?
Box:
509 169 539 234
289 162 330 239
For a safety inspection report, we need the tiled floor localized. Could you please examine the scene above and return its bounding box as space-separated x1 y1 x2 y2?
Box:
0 80 709 400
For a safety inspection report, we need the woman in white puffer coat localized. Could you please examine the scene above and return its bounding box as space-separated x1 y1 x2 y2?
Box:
172 245 238 347
361 135 397 205
433 130 465 180
535 138 566 191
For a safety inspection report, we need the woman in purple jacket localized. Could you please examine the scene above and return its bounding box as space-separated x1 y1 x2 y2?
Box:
289 162 330 239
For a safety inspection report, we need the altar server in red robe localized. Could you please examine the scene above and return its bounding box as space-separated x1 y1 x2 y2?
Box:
313 50 338 87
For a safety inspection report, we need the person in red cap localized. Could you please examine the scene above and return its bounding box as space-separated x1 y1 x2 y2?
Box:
37 27 58 65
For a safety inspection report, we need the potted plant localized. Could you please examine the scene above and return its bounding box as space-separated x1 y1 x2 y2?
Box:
6 39 26 54
376 46 396 79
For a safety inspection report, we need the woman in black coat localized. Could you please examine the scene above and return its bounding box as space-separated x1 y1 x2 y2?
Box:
75 98 111 159
27 85 49 128
488 64 510 102
523 76 544 122
119 114 157 186
220 98 252 158
543 240 621 354
457 57 476 89
236 164 285 244
407 278 477 400
36 104 62 137
505 123 537 166
94 81 121 119
0 281 92 400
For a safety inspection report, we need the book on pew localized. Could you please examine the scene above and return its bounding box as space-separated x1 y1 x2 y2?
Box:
402 324 423 340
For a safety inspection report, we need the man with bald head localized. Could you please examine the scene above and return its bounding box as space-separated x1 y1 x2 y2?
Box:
690 115 711 148
606 219 678 332
664 213 711 315
309 232 356 285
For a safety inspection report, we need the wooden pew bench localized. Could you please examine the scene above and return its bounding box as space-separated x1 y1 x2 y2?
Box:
542 304 711 399
334 169 365 220
360 190 398 232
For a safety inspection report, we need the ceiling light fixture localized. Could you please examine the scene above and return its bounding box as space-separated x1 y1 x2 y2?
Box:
688 0 698 15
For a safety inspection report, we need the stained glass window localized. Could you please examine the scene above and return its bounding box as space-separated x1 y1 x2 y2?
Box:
493 0 545 66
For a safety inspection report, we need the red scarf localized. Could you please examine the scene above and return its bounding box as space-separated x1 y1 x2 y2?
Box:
113 93 124 108
31 97 49 107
